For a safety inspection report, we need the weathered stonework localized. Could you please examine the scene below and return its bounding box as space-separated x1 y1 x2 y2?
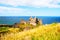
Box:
13 16 43 28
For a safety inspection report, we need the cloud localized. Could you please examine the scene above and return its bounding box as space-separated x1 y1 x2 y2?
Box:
0 6 23 13
0 6 32 16
0 0 60 8
0 6 60 16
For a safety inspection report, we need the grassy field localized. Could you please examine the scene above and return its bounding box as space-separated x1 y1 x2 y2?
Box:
0 23 60 40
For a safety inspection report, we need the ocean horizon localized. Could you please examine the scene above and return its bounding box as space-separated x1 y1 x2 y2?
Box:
0 16 60 25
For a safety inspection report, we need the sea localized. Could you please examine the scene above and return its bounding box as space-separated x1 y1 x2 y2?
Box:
0 16 60 25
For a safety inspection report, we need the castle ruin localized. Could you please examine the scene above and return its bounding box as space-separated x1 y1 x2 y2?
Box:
13 16 43 28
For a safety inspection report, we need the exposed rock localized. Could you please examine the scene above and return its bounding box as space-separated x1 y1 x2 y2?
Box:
38 19 43 25
13 23 19 28
20 19 26 24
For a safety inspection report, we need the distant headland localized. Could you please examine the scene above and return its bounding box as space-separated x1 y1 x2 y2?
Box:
0 16 43 31
0 16 42 27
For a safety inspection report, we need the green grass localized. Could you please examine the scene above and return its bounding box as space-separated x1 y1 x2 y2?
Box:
0 27 9 32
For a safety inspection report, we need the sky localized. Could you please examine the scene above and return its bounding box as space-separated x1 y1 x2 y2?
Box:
0 0 60 16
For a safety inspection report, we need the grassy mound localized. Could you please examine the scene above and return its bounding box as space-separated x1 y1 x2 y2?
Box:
1 23 60 40
0 27 9 33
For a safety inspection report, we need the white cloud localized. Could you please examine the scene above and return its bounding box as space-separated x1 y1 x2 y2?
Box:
0 0 60 8
0 6 60 16
0 6 32 16
0 6 23 13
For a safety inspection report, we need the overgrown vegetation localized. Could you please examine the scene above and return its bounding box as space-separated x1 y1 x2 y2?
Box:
0 23 60 40
0 23 40 34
